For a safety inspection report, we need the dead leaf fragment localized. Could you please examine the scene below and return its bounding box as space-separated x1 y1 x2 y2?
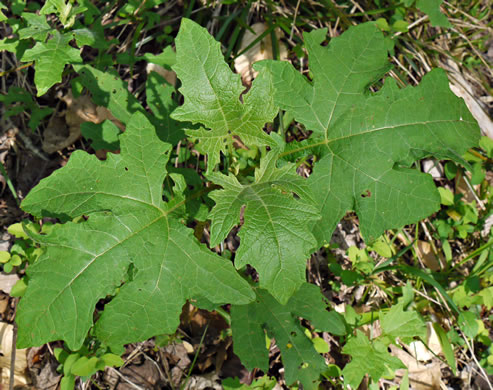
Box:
183 372 222 390
408 322 443 362
42 92 122 154
416 240 446 271
162 342 191 387
0 322 30 387
390 344 441 390
443 59 493 139
146 63 177 86
233 23 288 84
0 273 19 295
456 175 478 204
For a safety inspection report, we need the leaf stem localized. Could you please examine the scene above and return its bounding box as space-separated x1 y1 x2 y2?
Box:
0 163 19 205
182 322 209 389
0 62 33 77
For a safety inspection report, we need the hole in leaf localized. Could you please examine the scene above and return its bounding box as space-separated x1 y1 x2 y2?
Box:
361 190 371 198
124 167 128 171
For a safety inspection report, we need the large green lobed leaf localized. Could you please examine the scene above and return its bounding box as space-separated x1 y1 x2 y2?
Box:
208 151 319 304
257 22 480 243
342 330 405 388
17 112 254 351
231 283 346 389
171 18 278 172
21 31 81 96
74 62 186 146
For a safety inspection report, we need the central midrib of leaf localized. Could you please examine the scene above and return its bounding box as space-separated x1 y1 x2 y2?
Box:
242 184 283 264
279 117 475 159
30 179 221 319
191 37 230 135
35 210 167 323
25 191 163 215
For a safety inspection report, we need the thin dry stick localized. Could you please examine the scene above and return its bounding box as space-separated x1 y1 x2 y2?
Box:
8 324 17 390
142 352 167 382
108 367 145 390
392 15 428 38
413 288 442 306
289 0 301 41
9 298 19 390
460 330 493 390
462 175 486 210
391 55 420 85
443 0 489 25
451 26 493 78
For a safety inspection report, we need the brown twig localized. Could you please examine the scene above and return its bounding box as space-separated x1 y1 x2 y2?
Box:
9 298 18 390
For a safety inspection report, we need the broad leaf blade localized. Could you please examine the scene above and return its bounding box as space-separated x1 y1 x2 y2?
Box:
146 71 185 145
18 112 254 350
257 24 390 138
258 23 480 243
208 152 319 303
21 31 81 96
231 284 346 389
18 13 52 40
74 64 147 125
171 18 277 171
75 64 186 147
81 120 121 151
416 0 451 27
380 303 427 344
342 330 405 388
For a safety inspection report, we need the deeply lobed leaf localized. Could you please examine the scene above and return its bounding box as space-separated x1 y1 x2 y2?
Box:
231 283 346 389
18 112 254 350
171 18 278 172
208 151 319 304
257 22 480 243
342 330 405 388
21 31 81 96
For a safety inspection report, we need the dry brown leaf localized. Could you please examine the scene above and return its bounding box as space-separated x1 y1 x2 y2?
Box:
422 159 444 179
146 63 177 86
390 344 442 390
0 322 30 387
443 59 493 139
0 273 19 295
415 240 446 271
183 372 222 390
408 322 443 362
42 91 122 154
163 342 191 387
233 23 288 85
456 175 478 204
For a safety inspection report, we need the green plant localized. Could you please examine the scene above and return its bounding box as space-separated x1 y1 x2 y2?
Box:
0 0 107 95
11 16 483 389
54 344 123 390
0 221 46 275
